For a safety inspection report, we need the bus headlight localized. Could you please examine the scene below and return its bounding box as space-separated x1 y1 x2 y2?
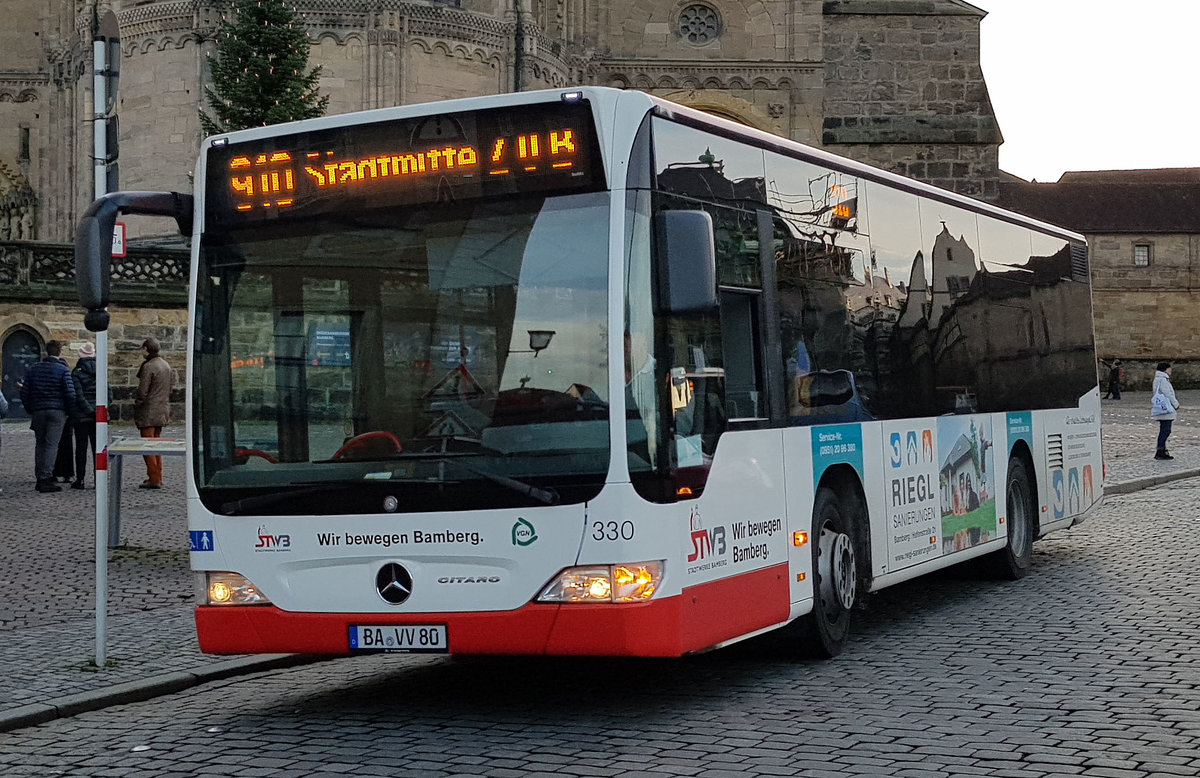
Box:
536 561 663 603
205 572 271 606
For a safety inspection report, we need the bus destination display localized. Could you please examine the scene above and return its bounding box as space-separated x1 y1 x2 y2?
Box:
206 101 602 226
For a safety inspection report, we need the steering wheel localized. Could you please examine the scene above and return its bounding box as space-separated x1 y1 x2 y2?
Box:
332 431 403 460
234 447 278 464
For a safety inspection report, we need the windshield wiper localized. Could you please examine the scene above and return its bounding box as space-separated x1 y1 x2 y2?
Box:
220 483 363 515
410 458 560 506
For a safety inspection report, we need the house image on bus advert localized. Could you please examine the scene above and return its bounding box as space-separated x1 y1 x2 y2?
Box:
938 418 996 552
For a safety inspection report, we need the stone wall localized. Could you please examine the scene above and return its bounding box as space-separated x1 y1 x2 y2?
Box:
821 0 1002 201
8 0 1008 245
1090 231 1200 389
831 142 1000 201
0 300 187 424
405 41 505 103
0 240 187 422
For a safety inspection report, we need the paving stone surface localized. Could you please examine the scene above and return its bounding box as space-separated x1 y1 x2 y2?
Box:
0 396 1198 775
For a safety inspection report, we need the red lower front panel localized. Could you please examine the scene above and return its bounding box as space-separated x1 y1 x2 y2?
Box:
196 563 791 657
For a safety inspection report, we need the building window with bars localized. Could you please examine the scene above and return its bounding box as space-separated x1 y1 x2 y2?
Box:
1133 243 1152 267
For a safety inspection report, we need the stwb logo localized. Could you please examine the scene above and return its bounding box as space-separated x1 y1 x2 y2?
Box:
688 525 726 562
254 525 291 552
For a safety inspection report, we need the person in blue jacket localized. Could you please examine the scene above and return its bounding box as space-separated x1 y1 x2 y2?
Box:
19 340 76 492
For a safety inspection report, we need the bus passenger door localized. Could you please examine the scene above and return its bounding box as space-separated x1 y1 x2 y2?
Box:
748 209 816 605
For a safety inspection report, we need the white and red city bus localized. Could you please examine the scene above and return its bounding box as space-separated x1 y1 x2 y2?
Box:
75 87 1102 658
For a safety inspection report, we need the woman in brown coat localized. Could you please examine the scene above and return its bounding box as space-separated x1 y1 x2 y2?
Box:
133 337 172 488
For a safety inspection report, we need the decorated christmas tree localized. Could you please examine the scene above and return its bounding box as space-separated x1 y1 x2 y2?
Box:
200 0 329 134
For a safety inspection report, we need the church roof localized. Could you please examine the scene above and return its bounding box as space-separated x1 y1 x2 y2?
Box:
997 170 1200 234
1055 168 1200 184
824 0 985 16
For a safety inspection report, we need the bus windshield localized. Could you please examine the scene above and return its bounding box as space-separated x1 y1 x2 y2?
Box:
193 191 611 515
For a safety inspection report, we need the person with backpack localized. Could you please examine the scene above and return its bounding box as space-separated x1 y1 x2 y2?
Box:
69 342 100 489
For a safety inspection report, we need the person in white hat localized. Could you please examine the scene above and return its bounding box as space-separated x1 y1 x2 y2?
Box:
68 342 100 489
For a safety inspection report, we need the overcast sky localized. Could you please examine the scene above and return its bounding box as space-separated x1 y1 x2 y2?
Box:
972 1 1200 182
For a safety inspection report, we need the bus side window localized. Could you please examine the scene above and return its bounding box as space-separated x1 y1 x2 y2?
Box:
719 290 763 420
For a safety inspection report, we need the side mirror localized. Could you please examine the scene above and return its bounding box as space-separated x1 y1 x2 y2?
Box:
655 210 718 314
74 190 193 332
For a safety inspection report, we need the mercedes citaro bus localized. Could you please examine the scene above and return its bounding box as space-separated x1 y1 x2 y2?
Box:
75 87 1101 659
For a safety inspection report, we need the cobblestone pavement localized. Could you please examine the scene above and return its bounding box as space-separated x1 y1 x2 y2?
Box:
0 423 192 633
0 394 1198 776
1098 390 1200 488
0 423 307 729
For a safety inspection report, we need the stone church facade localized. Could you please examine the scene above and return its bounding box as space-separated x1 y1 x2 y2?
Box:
4 0 1001 244
1 0 1004 412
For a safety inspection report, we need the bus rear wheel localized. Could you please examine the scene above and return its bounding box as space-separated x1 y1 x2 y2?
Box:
797 487 858 658
986 456 1035 579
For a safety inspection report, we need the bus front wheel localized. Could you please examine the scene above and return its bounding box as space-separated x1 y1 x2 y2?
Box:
986 456 1035 579
797 486 858 658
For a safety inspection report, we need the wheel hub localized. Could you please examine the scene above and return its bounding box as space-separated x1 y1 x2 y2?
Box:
819 528 857 613
1008 479 1028 549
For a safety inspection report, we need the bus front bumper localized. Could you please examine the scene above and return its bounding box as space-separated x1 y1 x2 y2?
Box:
195 563 790 657
196 599 689 657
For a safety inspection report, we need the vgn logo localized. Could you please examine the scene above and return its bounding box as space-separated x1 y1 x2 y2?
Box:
255 525 291 551
512 517 538 547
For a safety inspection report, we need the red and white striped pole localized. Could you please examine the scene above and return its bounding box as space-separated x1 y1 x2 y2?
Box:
92 18 112 668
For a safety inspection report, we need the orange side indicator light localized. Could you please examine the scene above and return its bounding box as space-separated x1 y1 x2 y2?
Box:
677 486 694 497
796 573 807 582
930 535 937 545
793 531 808 547
999 516 1006 525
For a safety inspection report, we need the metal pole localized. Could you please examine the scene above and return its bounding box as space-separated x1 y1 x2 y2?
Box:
92 31 110 669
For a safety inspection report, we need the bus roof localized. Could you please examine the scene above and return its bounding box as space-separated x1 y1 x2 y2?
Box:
201 85 1084 245
643 91 1085 245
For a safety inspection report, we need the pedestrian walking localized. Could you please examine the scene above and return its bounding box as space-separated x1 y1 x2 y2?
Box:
69 342 100 489
1103 359 1123 400
19 340 77 492
133 337 172 489
1151 361 1179 460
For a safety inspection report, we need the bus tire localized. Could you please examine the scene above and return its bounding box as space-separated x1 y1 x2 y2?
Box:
797 486 858 658
986 456 1035 580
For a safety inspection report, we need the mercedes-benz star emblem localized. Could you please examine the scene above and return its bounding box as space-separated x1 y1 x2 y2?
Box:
375 562 414 605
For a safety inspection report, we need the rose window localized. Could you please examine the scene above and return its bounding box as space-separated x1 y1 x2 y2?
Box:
678 4 720 45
